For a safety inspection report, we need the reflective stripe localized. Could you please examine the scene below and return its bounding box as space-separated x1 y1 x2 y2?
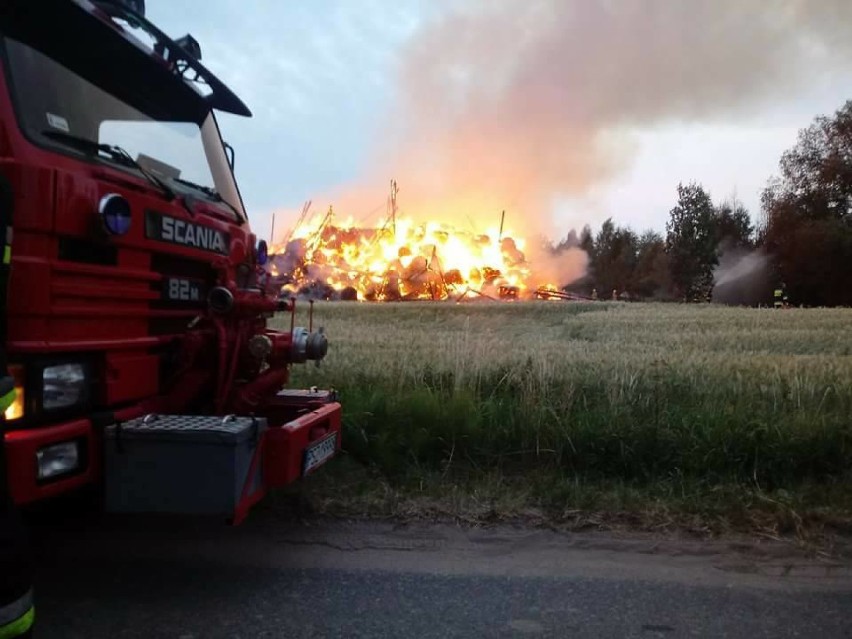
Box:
0 387 15 413
0 590 32 627
2 245 9 264
0 607 34 639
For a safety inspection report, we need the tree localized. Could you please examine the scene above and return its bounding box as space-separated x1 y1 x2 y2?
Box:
760 100 852 306
773 101 852 223
591 218 615 294
579 225 595 258
588 219 639 298
633 230 672 299
594 219 616 260
665 182 718 301
564 225 597 296
556 229 580 251
714 198 753 250
609 227 638 296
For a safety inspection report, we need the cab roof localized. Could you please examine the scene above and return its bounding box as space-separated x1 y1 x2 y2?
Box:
0 0 252 118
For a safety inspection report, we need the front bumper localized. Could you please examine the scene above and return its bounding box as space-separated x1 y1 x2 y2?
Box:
4 418 100 505
232 400 342 524
4 394 343 521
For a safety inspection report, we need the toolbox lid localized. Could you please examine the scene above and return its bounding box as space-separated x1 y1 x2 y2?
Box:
105 414 267 445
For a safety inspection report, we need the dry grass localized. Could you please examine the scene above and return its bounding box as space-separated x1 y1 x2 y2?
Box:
290 301 851 395
274 301 852 536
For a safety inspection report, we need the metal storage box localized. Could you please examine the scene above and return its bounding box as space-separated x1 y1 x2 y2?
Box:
104 414 266 516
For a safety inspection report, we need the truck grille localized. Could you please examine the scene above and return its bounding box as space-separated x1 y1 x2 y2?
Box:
148 253 217 335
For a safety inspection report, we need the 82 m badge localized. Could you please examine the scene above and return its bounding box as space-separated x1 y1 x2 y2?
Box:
163 277 204 303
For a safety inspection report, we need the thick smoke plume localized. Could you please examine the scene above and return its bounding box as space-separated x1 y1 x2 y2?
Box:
525 240 589 291
325 0 852 237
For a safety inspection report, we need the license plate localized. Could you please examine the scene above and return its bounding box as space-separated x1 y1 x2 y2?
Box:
302 432 337 475
163 277 204 303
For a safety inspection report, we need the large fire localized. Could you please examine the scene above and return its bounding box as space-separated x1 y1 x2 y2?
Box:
269 186 584 302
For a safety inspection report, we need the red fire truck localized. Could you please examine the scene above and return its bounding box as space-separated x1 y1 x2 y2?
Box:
0 0 341 524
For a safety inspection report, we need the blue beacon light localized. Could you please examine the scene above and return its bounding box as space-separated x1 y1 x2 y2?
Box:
99 193 132 236
257 239 269 266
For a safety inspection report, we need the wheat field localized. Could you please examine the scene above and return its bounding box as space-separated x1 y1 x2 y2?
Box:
279 302 852 496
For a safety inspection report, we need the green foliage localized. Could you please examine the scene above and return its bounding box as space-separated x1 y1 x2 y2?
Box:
761 99 852 307
714 198 754 250
592 219 638 296
579 225 595 257
336 370 851 486
665 182 718 301
776 100 852 223
633 231 671 299
565 188 744 303
566 222 671 301
286 302 852 495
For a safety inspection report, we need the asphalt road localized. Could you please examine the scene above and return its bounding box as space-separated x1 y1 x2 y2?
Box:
26 507 852 638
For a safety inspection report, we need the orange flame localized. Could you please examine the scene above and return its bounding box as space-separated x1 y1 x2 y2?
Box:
269 209 585 301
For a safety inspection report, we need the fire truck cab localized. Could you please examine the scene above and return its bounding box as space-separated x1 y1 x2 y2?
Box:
0 0 341 523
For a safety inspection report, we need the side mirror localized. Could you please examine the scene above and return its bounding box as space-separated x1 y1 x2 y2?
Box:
223 142 235 171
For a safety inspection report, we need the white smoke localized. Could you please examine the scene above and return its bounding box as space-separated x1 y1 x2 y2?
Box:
713 245 773 305
326 0 852 236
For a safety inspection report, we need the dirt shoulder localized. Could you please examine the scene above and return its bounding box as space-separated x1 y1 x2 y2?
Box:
269 457 852 560
240 514 852 592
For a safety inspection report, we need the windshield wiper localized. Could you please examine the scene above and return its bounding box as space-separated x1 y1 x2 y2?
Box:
171 177 245 224
42 130 177 203
108 146 178 203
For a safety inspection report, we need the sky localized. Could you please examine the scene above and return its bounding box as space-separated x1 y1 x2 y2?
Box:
146 1 852 243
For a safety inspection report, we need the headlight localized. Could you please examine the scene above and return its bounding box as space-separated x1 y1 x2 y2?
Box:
36 441 80 480
3 365 25 422
42 363 87 411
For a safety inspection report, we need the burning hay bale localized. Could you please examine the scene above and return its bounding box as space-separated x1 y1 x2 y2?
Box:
500 237 525 267
498 285 520 300
443 269 464 286
339 286 358 301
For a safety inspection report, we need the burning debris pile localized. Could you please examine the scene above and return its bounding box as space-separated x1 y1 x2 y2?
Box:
271 213 540 301
268 192 587 301
268 180 590 302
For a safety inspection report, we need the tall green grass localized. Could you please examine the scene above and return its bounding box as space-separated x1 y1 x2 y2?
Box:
280 303 852 491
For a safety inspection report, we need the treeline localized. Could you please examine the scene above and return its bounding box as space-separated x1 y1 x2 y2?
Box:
559 189 753 302
556 99 852 307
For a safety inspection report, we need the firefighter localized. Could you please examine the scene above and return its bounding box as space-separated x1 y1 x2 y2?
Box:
591 288 598 301
774 282 786 309
0 402 34 639
0 173 34 638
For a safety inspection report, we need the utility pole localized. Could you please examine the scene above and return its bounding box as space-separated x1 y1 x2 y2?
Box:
498 210 506 242
270 212 276 246
389 179 398 238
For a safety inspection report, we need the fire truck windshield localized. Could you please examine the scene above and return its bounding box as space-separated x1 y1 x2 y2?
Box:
3 36 246 221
